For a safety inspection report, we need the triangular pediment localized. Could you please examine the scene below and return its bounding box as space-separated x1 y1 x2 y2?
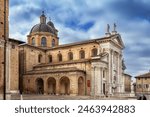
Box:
111 34 125 49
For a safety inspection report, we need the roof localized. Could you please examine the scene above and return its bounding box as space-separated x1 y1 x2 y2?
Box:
20 34 124 51
30 23 56 34
135 72 150 78
9 38 25 44
124 73 132 77
19 43 45 51
46 34 119 50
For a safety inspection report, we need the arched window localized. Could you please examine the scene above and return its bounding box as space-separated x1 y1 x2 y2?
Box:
48 55 52 63
31 38 35 45
68 52 73 60
52 39 55 47
79 50 85 59
92 48 97 57
58 53 62 62
38 54 42 63
41 37 47 47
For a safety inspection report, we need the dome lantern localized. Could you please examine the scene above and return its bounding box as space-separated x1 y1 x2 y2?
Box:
40 11 46 24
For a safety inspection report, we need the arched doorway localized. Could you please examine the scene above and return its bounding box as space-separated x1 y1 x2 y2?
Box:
36 78 44 94
47 77 56 95
60 77 70 95
78 77 84 95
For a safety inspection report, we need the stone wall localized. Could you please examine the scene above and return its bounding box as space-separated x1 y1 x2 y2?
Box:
0 0 9 93
9 41 20 92
123 73 131 92
20 42 99 95
0 0 9 38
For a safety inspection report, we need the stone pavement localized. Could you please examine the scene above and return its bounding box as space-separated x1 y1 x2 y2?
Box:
0 94 136 100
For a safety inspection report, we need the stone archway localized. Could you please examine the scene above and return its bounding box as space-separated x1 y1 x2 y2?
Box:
47 77 56 95
78 77 84 95
35 78 44 94
60 77 70 95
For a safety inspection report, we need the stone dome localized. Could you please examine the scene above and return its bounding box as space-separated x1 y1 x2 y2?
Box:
47 21 55 28
30 12 57 35
30 23 55 34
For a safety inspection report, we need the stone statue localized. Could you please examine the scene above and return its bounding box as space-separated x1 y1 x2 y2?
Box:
113 23 117 32
107 24 110 33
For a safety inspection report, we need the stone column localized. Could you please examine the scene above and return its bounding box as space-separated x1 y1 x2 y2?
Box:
117 52 120 93
108 50 111 95
100 67 103 96
95 66 100 96
44 78 47 95
55 79 59 95
119 54 123 93
109 50 114 95
91 66 95 96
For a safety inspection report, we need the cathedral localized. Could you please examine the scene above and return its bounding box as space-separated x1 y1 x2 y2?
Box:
20 12 126 96
0 0 127 98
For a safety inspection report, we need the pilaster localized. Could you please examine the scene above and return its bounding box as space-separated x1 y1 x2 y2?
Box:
55 79 59 95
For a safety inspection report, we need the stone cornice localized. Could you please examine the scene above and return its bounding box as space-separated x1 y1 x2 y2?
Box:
24 67 86 75
33 59 91 69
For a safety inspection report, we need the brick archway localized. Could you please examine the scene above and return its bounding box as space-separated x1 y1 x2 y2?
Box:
60 77 70 95
47 77 56 95
35 78 44 94
78 77 84 95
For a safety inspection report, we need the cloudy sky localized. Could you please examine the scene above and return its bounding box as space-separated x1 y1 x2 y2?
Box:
9 0 150 78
